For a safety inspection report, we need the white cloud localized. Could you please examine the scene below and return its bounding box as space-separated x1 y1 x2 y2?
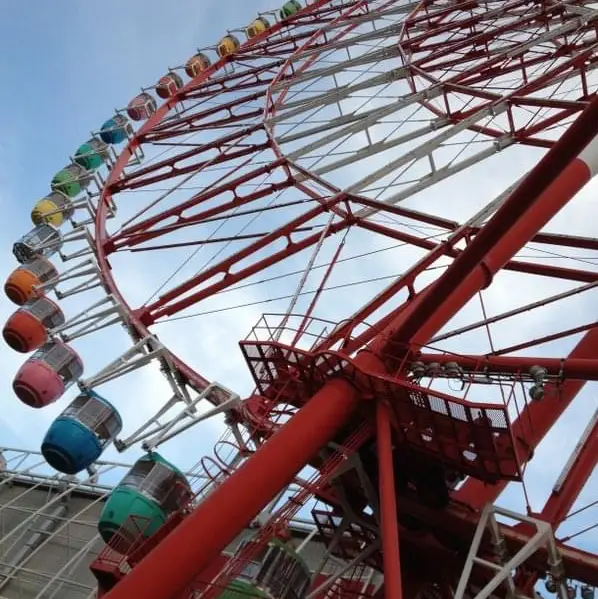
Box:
2 0 598 566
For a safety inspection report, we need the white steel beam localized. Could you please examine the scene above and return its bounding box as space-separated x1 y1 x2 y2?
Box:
454 504 568 599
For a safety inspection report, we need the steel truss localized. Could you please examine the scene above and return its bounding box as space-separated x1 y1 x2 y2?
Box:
454 505 567 599
90 0 598 596
0 448 376 599
9 0 598 599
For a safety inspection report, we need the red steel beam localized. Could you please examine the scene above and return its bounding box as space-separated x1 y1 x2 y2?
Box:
112 175 292 250
91 0 337 401
456 327 598 507
146 90 270 139
147 107 264 142
377 401 404 599
539 414 598 528
374 96 598 358
423 47 551 84
115 124 266 191
139 199 353 323
355 192 598 251
103 377 362 599
109 158 288 244
401 0 537 53
105 97 598 599
530 230 598 251
373 96 598 512
359 216 598 284
100 7 598 599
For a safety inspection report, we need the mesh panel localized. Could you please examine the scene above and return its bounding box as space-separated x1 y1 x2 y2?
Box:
27 297 65 328
240 340 519 481
22 256 58 282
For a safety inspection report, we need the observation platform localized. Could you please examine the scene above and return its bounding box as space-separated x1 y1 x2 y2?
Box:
239 315 521 484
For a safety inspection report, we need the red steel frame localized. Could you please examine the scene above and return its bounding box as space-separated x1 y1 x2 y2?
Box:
377 400 404 599
92 1 598 598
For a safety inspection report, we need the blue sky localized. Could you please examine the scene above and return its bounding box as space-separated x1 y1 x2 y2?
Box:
0 0 598 564
0 0 275 453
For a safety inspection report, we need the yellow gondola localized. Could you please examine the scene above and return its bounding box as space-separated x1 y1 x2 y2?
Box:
246 17 270 39
31 192 74 228
217 34 241 58
185 53 211 78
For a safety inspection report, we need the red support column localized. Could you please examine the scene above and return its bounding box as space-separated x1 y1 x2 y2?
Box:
365 98 598 517
540 415 598 528
103 377 361 599
376 401 404 599
101 75 598 599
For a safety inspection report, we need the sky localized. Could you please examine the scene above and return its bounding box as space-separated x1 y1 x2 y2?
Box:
0 0 598 568
0 0 276 462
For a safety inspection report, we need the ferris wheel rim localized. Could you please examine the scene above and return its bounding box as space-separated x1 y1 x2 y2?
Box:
92 0 338 394
77 0 598 559
7 1 598 597
92 0 426 393
86 0 598 427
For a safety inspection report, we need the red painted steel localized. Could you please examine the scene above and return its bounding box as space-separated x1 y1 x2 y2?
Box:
92 1 598 598
540 416 598 528
93 0 334 396
109 158 288 245
376 401 404 599
457 327 598 508
416 353 598 380
112 125 268 192
102 377 361 599
138 199 353 323
375 156 595 359
104 101 598 592
240 339 520 481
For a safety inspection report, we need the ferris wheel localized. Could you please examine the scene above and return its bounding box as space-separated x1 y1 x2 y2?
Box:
4 0 598 598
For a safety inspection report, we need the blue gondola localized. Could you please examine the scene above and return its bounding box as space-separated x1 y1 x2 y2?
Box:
41 390 122 474
99 115 132 145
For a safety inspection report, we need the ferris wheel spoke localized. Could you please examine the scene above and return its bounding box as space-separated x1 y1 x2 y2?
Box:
269 74 410 126
147 105 266 142
312 128 505 206
14 1 598 596
182 65 286 100
109 158 290 247
430 279 598 344
530 231 598 251
113 126 269 192
276 44 402 91
403 0 539 50
287 6 418 63
137 205 353 323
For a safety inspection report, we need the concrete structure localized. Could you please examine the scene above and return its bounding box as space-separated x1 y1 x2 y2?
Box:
0 448 120 599
0 448 380 599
